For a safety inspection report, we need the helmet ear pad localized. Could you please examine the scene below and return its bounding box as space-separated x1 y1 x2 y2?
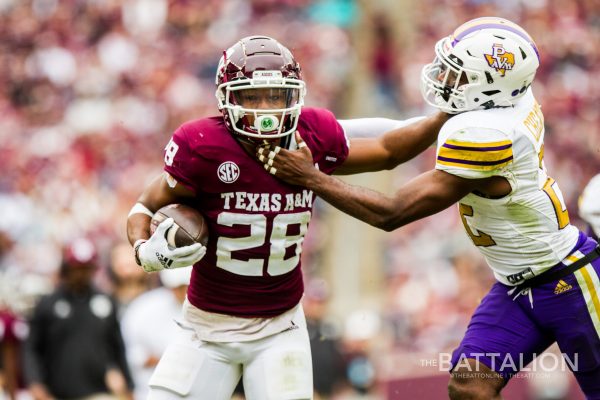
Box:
215 36 306 142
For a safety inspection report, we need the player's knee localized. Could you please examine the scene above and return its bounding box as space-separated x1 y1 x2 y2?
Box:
448 372 502 400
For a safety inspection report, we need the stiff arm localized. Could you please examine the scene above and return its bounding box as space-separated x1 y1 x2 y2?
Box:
336 112 449 174
257 133 496 232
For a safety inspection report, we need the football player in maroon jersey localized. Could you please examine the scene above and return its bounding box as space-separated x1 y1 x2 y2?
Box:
126 35 447 399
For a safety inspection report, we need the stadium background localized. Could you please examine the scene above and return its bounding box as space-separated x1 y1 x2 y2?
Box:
0 0 599 398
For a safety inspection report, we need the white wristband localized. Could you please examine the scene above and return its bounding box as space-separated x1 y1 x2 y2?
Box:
133 239 147 249
128 203 154 218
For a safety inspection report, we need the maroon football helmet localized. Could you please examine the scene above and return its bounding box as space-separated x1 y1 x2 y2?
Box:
215 36 306 144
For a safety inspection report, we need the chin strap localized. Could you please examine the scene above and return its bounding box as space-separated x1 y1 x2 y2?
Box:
280 134 292 150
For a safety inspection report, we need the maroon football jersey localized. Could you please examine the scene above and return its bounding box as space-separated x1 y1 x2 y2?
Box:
163 107 349 317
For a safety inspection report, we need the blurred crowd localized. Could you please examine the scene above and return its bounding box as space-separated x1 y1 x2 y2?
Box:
0 0 598 399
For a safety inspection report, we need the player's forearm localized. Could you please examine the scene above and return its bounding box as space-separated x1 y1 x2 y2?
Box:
303 169 467 232
382 111 449 167
338 116 425 138
126 214 152 246
126 173 194 246
301 170 401 231
338 112 448 175
127 197 156 246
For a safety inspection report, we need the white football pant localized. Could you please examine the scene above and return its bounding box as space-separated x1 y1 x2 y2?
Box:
146 317 313 400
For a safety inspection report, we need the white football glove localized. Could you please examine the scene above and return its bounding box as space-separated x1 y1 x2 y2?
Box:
136 218 206 273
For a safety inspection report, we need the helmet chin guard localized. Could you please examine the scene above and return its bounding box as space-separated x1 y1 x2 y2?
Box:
215 36 306 144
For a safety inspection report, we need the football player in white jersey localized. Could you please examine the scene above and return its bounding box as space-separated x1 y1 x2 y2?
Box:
260 17 600 399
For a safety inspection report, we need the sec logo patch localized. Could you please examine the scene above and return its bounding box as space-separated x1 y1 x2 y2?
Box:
218 161 240 183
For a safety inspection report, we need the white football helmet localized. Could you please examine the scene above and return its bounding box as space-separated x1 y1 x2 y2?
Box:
421 17 540 113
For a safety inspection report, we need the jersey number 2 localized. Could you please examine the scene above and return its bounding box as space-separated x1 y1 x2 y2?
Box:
216 211 311 277
459 204 497 247
542 177 569 229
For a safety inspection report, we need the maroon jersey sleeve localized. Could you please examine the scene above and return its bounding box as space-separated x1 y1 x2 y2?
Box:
163 121 207 194
298 108 349 175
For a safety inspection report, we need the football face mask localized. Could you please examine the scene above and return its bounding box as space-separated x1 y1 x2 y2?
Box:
217 72 305 140
215 36 306 143
421 49 472 112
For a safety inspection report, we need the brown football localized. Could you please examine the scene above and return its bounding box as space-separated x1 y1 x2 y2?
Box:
150 204 209 247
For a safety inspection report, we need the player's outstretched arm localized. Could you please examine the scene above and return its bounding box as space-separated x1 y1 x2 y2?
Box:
258 133 483 231
335 112 449 175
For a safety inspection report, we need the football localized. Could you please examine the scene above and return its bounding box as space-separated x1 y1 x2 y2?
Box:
150 204 209 247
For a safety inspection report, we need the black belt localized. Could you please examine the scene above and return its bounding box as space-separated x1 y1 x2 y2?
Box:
515 246 600 291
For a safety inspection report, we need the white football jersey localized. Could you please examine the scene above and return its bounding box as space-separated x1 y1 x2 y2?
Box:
436 89 579 285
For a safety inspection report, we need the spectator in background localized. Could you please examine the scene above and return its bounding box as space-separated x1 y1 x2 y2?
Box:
303 279 347 399
579 174 600 242
0 308 28 400
108 242 153 316
0 231 26 400
340 310 383 400
22 238 133 400
120 267 192 400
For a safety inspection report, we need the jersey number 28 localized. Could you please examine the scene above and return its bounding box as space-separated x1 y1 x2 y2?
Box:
215 211 311 277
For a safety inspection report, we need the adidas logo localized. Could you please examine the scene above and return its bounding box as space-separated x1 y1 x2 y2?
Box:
554 279 572 295
156 252 174 269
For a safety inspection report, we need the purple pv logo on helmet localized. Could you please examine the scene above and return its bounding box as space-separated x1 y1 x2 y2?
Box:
218 161 240 183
